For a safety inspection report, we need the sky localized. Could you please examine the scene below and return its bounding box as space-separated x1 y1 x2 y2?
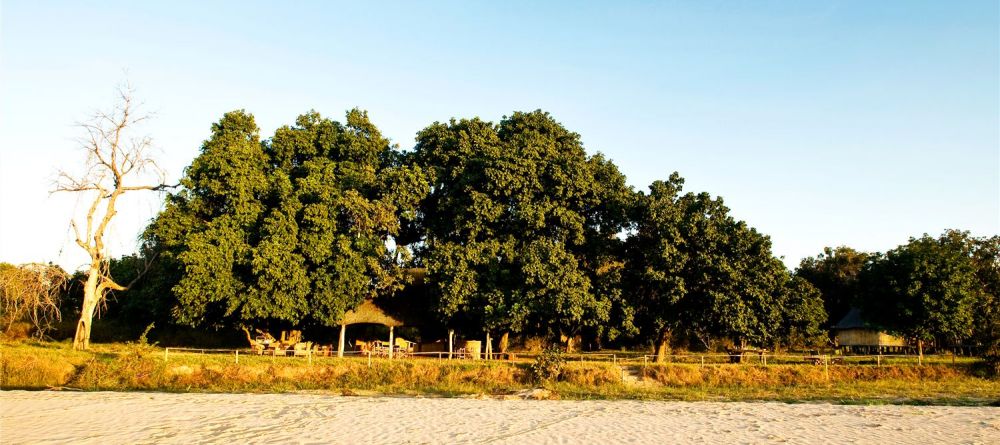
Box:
1 0 998 272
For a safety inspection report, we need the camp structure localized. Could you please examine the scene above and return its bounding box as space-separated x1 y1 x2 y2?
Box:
337 298 414 358
832 308 908 354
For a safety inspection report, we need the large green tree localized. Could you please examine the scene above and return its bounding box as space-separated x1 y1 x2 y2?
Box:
412 111 633 350
628 173 795 360
149 109 427 329
859 230 982 359
971 235 1000 356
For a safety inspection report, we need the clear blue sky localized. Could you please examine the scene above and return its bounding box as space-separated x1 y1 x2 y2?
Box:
1 1 997 271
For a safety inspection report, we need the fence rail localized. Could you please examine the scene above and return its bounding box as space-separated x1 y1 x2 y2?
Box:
162 346 964 368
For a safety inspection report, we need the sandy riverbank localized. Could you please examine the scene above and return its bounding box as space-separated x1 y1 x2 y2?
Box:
2 391 998 444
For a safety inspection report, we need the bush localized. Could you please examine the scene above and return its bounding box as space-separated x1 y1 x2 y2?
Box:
530 346 565 383
975 355 1000 378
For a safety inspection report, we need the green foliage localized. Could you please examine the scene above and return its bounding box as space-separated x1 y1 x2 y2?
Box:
530 346 566 383
627 173 790 350
970 236 1000 357
124 106 995 359
148 109 428 329
859 231 982 346
776 276 828 348
796 246 870 326
413 111 633 342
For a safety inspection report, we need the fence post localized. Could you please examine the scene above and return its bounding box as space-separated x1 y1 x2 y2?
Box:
877 354 881 367
824 355 830 381
700 356 704 368
642 355 648 379
235 349 239 365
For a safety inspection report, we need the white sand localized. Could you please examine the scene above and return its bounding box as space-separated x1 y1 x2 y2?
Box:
2 391 998 444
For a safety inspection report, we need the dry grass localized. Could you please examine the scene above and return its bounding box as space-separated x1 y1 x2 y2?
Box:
2 341 998 405
0 341 91 388
644 363 967 386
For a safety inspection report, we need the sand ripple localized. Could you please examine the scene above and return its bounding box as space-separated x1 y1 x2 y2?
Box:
2 391 998 444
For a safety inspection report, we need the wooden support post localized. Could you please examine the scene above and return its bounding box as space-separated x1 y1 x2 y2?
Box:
825 355 830 381
485 332 491 360
448 329 454 360
389 326 395 360
338 323 346 358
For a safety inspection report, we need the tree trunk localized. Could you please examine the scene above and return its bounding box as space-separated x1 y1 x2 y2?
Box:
565 335 575 353
499 332 509 354
72 267 101 350
655 329 672 363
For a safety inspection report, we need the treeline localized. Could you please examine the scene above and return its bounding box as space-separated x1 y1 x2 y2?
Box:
798 232 999 357
39 109 999 358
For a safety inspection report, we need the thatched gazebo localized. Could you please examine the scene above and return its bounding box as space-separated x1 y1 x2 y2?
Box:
337 299 404 358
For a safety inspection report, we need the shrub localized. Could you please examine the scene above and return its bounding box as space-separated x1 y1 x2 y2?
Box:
530 346 565 383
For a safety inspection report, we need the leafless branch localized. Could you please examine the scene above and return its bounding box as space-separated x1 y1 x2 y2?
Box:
50 82 173 349
0 263 68 339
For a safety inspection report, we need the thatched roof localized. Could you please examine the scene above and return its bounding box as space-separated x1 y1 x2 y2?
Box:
833 308 881 330
341 299 404 327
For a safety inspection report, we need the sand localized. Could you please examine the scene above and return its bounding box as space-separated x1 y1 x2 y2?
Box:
1 391 998 444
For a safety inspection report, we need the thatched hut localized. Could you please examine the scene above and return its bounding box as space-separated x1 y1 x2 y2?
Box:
337 299 405 358
832 308 908 354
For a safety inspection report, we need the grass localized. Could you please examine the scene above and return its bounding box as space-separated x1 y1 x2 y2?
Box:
2 340 998 406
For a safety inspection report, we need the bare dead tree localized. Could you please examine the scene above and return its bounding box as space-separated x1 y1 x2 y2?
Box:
0 263 68 339
53 83 173 350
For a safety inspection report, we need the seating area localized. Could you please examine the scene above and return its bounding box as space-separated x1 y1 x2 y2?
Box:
356 338 415 358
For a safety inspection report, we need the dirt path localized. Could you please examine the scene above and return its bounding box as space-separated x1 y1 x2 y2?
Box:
2 390 999 444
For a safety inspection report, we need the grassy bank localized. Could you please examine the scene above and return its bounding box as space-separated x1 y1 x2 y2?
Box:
2 341 998 405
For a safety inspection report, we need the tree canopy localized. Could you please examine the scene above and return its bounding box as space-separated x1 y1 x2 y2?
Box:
68 106 993 359
411 111 633 348
626 173 822 357
796 246 869 327
149 109 428 329
858 231 982 355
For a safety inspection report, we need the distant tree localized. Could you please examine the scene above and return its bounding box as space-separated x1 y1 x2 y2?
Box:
149 109 427 330
969 235 1000 356
628 174 788 360
99 253 177 331
53 85 173 349
796 246 869 327
0 263 68 339
859 231 981 360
